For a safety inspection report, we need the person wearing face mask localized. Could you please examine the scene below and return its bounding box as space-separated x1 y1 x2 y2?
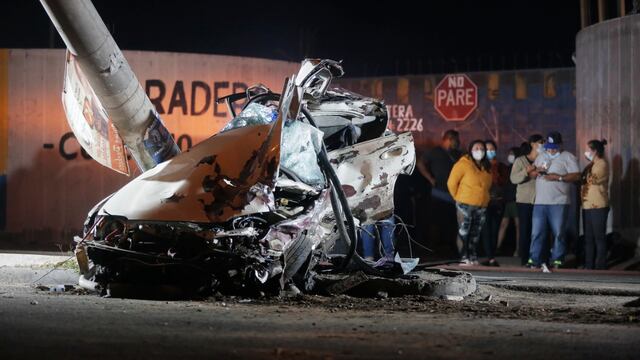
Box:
528 131 580 271
447 140 493 265
417 129 462 257
581 139 610 270
480 140 509 266
510 134 544 265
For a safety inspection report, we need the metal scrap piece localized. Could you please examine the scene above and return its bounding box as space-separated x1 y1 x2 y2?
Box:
325 271 369 295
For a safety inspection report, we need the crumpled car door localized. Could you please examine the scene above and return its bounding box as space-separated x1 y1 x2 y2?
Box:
328 132 415 225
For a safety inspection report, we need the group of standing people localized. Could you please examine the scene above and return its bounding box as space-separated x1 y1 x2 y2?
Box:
420 130 610 270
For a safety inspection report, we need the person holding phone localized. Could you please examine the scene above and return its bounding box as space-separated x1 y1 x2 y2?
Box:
528 132 580 270
510 135 544 265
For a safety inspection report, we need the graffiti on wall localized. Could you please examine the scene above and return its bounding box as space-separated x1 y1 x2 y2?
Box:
0 49 576 250
336 68 576 161
1 49 298 249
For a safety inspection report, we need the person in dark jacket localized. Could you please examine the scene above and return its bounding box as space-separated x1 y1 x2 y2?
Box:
497 146 521 256
480 140 509 266
416 130 462 256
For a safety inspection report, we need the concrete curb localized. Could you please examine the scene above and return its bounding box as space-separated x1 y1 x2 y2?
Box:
441 264 640 276
0 253 79 286
481 281 640 297
0 252 73 267
0 267 79 285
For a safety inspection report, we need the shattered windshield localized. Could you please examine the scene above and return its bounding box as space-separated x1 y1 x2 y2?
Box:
281 120 325 187
220 102 326 188
220 103 278 133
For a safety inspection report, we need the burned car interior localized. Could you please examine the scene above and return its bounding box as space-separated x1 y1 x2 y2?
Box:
74 59 417 298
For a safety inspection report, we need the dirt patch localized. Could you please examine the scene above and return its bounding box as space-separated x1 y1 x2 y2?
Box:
206 284 640 325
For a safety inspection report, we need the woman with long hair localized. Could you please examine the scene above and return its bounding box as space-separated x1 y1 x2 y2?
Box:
581 139 610 270
481 139 509 266
509 134 544 265
447 140 493 265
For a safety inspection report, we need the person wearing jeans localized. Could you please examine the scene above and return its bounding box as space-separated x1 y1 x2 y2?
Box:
581 139 610 270
447 140 493 265
360 216 396 260
529 131 580 269
530 204 569 266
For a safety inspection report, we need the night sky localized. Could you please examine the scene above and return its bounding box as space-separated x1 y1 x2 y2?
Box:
2 0 582 77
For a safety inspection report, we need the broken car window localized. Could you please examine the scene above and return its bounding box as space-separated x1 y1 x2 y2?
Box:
220 103 278 133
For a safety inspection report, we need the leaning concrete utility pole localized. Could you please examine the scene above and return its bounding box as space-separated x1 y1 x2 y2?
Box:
40 0 179 171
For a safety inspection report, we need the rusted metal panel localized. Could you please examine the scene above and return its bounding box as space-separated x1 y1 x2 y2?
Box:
1 49 297 249
576 14 640 250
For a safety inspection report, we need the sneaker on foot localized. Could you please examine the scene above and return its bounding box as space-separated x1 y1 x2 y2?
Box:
552 260 563 269
481 259 500 267
541 263 551 273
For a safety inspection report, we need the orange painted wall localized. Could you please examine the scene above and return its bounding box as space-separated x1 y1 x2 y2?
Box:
1 49 297 250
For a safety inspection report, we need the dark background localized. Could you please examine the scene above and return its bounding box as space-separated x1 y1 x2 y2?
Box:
3 0 581 76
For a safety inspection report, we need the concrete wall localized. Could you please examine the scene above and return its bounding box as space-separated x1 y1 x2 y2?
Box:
0 49 297 250
0 48 582 251
335 68 577 160
576 14 640 251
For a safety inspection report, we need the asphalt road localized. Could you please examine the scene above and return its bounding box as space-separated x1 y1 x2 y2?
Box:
0 266 639 359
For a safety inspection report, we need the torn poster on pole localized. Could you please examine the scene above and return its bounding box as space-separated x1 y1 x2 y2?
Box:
62 51 130 175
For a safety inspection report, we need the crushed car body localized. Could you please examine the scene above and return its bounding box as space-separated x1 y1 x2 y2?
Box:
73 59 417 297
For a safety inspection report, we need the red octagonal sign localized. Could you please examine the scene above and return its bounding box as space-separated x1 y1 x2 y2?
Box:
434 74 478 121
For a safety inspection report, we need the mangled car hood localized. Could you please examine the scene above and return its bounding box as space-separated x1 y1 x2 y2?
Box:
99 117 282 223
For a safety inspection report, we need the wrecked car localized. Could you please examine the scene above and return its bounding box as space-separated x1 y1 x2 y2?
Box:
74 59 416 297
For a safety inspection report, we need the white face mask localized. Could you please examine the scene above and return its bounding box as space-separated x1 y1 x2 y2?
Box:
507 154 515 164
536 144 544 154
547 151 560 159
584 151 594 161
472 150 485 161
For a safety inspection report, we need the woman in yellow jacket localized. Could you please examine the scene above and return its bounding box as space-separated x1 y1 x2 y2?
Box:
447 140 493 265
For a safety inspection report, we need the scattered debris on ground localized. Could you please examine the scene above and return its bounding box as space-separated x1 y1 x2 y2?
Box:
94 284 635 325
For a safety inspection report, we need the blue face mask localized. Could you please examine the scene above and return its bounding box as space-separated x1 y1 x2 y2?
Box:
486 150 497 160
